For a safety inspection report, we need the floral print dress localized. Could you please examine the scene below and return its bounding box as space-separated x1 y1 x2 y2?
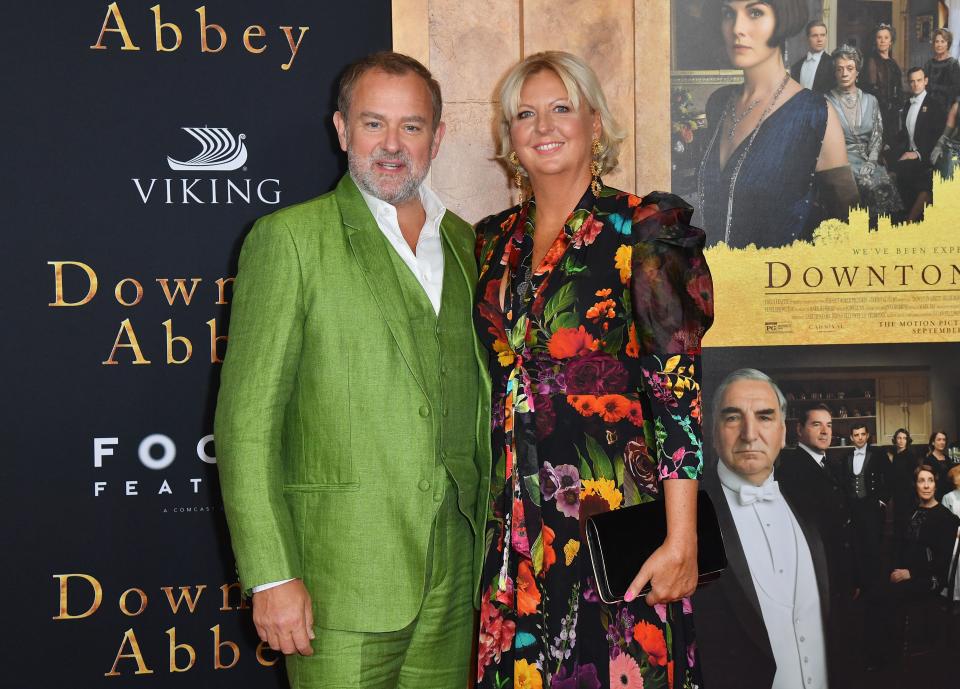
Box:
474 184 714 689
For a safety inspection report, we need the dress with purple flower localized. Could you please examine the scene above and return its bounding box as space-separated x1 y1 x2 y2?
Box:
474 184 714 689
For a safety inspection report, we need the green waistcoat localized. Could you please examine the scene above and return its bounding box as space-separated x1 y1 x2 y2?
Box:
384 235 480 525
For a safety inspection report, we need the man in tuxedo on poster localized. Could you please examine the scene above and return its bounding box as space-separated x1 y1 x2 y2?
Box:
695 369 844 689
776 404 858 599
893 66 948 220
791 20 835 94
215 51 489 688
829 423 888 591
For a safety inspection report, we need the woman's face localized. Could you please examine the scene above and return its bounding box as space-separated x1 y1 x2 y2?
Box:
933 433 948 451
934 34 949 57
875 29 892 53
895 432 908 450
509 69 600 187
916 470 936 502
721 1 779 70
835 57 859 90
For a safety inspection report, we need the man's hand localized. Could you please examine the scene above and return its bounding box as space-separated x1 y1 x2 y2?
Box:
898 151 920 161
889 568 911 584
252 579 315 655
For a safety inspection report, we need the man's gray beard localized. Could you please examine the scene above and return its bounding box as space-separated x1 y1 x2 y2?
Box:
347 148 427 206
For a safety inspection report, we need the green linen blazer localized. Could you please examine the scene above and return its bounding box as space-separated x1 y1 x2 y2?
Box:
215 175 492 633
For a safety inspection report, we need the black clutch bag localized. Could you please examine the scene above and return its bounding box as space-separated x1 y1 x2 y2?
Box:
584 490 727 604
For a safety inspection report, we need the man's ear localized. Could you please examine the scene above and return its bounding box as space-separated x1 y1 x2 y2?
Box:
333 111 348 152
430 121 447 159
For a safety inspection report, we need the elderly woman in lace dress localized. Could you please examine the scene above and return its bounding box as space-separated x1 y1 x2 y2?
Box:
825 45 903 222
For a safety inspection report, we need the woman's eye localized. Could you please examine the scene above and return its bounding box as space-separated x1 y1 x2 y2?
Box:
517 110 534 120
554 104 570 113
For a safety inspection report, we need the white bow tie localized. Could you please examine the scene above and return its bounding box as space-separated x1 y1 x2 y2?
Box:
911 96 922 104
854 448 866 455
806 52 820 62
739 482 781 505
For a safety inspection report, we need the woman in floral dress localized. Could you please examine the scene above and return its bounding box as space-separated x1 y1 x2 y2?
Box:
474 51 714 689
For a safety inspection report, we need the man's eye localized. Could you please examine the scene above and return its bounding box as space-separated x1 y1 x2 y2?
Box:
404 125 422 133
365 121 381 129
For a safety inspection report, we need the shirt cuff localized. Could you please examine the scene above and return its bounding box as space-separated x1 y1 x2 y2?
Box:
252 578 296 593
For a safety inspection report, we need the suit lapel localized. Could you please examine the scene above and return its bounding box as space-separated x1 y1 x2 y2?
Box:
439 214 476 302
337 175 427 396
705 475 771 655
784 490 832 622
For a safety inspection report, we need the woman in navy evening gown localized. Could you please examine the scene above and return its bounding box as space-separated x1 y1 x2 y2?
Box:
696 0 857 249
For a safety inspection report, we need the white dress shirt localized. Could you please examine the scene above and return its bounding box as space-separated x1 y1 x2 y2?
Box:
718 461 829 689
800 52 823 90
852 446 867 476
906 91 927 153
798 443 827 469
251 181 447 594
356 181 447 314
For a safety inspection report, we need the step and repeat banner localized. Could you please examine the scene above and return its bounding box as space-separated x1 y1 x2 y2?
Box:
5 2 389 685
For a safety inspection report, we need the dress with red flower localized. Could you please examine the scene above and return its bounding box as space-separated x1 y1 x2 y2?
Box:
474 184 713 689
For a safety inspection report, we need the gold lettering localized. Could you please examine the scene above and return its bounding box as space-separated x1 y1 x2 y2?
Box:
150 4 182 52
211 624 240 670
105 628 153 676
167 627 197 672
114 278 144 307
196 6 226 53
49 261 98 307
219 582 250 611
156 278 202 305
161 585 206 614
103 319 151 365
279 26 309 70
119 588 148 617
163 319 193 364
91 2 140 51
207 318 227 364
52 573 103 620
255 640 280 667
243 25 266 53
215 276 235 305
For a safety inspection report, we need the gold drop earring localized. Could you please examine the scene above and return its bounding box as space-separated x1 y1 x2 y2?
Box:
509 151 525 203
590 138 603 197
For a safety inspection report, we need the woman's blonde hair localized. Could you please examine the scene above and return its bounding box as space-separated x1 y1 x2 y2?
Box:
496 51 626 177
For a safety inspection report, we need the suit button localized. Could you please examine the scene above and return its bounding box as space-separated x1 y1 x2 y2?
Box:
442 408 449 417
433 491 443 503
419 405 430 418
418 479 430 491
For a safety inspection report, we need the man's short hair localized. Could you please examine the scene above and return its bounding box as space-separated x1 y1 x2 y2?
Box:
711 368 788 428
806 19 827 36
337 51 443 131
798 403 832 427
907 65 926 79
849 422 869 435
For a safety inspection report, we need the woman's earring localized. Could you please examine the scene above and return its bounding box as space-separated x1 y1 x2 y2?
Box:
509 151 525 202
590 138 603 197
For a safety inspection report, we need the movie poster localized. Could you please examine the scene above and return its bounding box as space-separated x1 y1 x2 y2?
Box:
671 0 960 348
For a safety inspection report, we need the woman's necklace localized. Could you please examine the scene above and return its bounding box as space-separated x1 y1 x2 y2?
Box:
726 96 760 141
698 71 791 245
838 88 861 129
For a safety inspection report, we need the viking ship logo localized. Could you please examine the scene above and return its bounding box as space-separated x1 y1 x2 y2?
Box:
167 126 248 171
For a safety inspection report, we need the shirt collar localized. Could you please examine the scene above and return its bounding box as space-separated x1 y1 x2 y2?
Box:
910 91 927 105
798 443 826 465
717 459 776 494
355 180 447 237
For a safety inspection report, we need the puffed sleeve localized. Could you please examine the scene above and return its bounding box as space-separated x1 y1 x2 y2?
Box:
630 192 714 481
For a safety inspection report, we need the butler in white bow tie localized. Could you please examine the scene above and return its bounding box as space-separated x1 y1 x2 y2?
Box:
694 368 842 689
790 19 834 94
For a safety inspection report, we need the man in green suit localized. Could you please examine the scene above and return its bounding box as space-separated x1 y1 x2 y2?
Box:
215 51 491 688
